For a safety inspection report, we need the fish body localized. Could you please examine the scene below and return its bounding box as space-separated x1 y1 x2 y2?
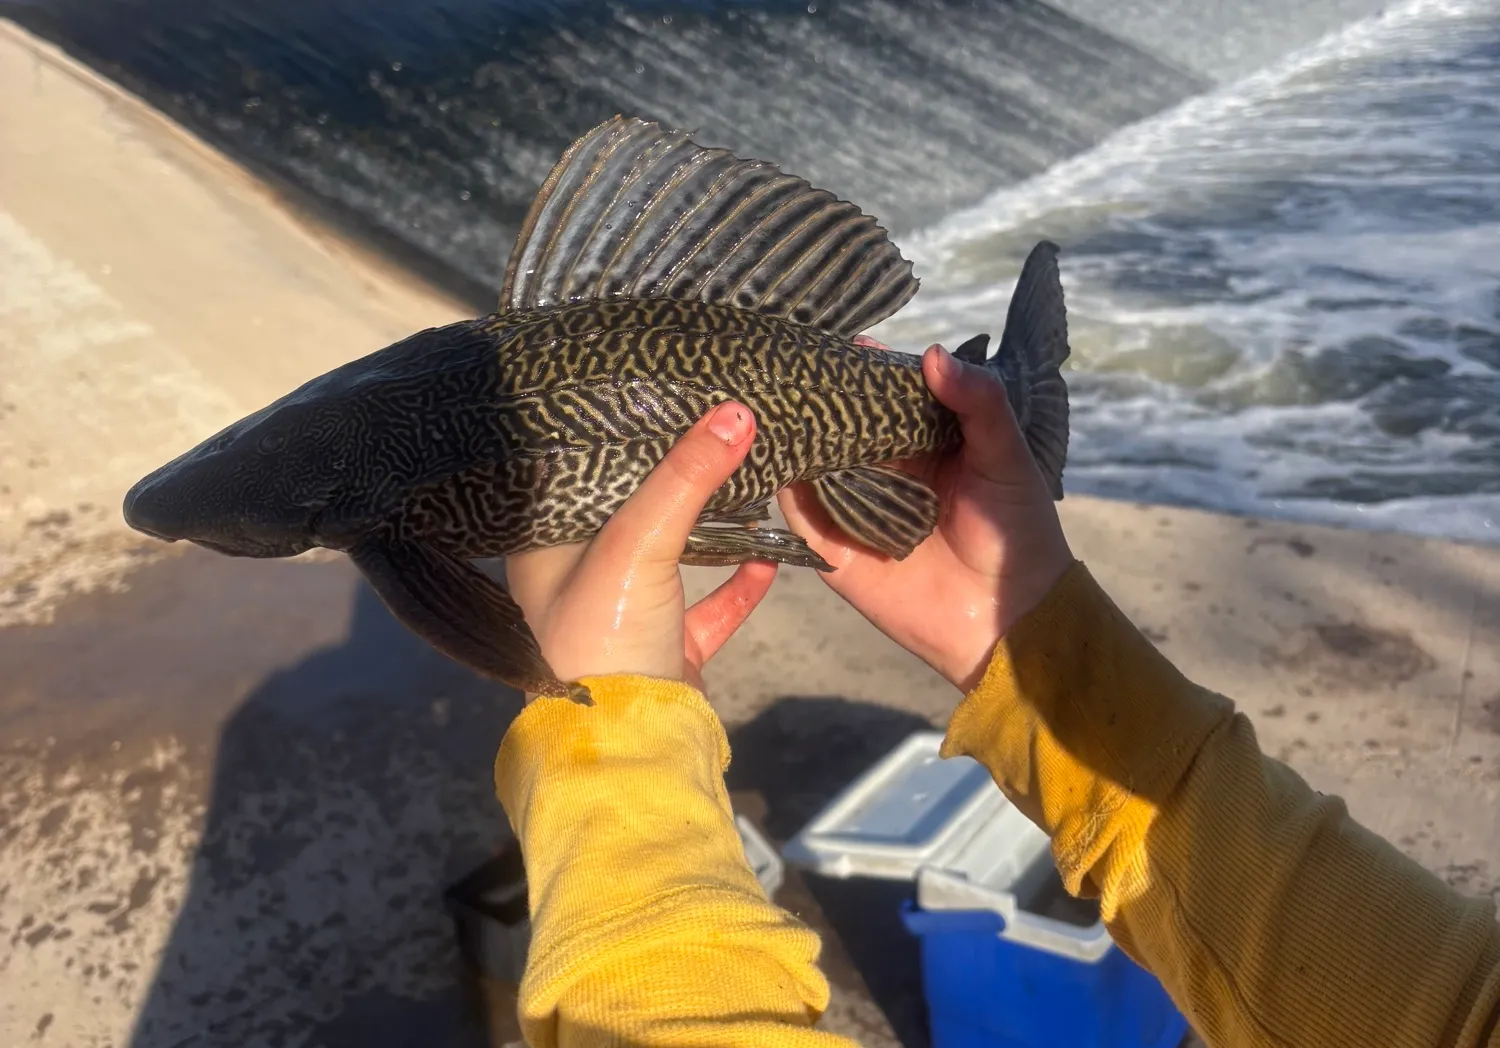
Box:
390 299 955 560
123 116 1072 699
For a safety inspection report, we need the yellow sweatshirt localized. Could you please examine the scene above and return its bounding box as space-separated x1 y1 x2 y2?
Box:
494 562 1500 1048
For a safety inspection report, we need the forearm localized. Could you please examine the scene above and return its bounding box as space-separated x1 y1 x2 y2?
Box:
944 561 1500 1048
495 676 858 1048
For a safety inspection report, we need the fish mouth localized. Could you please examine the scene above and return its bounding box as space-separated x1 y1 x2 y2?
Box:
123 476 322 558
190 536 314 559
121 494 181 543
305 505 358 553
124 516 311 558
131 524 181 544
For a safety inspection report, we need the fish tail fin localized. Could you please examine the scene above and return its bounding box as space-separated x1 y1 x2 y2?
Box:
965 240 1072 500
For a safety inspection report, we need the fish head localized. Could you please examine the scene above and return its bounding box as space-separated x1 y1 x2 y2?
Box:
123 390 362 559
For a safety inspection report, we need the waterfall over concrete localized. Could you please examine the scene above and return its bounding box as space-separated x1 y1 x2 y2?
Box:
1 0 1384 300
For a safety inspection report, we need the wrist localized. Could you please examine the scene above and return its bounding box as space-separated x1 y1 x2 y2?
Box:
533 640 688 696
939 553 1076 694
500 674 723 807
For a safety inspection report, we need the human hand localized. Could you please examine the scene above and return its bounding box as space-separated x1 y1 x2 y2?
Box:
779 341 1074 693
505 402 777 698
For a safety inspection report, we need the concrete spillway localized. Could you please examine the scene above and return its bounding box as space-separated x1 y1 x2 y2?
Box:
1 0 1390 301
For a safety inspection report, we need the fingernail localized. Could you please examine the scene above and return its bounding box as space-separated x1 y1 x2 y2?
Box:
707 402 752 445
931 344 957 378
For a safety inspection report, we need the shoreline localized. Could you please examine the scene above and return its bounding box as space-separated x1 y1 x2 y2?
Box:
0 18 499 314
2 19 1497 1048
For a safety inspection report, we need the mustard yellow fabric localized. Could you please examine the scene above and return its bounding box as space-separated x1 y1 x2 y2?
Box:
494 561 1500 1048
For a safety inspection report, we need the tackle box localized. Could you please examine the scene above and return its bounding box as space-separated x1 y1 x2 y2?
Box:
783 731 1188 1048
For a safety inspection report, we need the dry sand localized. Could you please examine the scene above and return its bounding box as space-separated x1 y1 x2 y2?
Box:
1 20 1495 1048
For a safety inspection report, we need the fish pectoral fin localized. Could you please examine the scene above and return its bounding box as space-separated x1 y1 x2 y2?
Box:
698 502 772 526
952 333 990 365
682 525 834 572
348 535 586 703
500 116 919 339
810 465 939 561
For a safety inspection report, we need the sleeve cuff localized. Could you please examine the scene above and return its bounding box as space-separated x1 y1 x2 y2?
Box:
494 674 831 1044
941 561 1234 891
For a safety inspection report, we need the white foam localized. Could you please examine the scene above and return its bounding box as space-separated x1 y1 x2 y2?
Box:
872 0 1500 545
899 0 1499 257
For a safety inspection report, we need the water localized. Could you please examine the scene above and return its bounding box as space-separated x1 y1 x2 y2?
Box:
871 0 1500 545
7 0 1498 545
1 0 1202 296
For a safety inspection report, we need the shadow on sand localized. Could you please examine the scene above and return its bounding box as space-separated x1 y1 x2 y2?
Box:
125 574 522 1048
120 569 943 1047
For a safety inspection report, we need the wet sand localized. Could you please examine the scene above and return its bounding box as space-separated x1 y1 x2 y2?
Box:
2 20 1497 1048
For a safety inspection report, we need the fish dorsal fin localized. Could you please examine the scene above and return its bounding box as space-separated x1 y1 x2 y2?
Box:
500 116 920 338
952 333 990 365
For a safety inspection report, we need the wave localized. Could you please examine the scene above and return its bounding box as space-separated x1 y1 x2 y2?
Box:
871 0 1500 545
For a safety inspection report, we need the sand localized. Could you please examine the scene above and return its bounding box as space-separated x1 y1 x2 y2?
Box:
1 20 1495 1048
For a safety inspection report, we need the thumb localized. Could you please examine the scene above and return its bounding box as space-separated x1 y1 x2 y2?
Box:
921 343 1033 487
590 401 756 566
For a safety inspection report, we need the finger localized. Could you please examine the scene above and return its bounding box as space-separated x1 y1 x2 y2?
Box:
853 334 893 351
921 343 1031 486
683 559 778 665
591 401 757 566
505 541 589 618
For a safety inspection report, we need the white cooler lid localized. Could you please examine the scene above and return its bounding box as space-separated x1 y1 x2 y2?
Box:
780 731 1010 880
779 730 1114 961
735 813 785 899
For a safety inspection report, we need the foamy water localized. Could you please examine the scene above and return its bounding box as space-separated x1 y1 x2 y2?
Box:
871 0 1500 545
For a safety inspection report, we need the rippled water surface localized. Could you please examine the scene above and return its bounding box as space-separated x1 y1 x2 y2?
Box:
873 0 1500 544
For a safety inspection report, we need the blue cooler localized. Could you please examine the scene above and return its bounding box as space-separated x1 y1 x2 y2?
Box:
783 732 1188 1048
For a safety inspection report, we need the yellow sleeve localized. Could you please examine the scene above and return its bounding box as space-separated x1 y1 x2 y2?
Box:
494 675 860 1048
943 560 1500 1048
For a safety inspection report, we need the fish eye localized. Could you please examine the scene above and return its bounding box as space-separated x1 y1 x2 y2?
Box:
258 431 287 454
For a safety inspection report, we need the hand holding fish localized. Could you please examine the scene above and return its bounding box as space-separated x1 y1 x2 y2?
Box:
113 119 1500 1048
780 341 1073 694
505 401 778 700
122 116 1071 700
